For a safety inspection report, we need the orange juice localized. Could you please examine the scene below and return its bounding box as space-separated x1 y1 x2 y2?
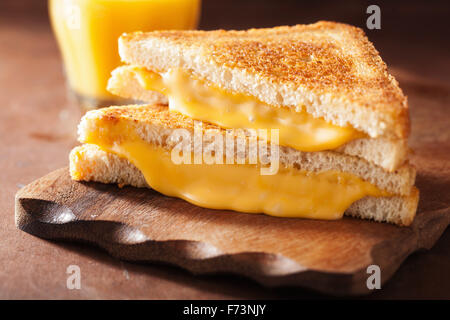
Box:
49 0 201 109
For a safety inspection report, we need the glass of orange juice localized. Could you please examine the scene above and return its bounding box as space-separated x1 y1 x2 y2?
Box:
49 0 201 110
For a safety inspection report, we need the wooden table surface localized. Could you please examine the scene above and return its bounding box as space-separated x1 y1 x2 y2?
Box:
1 0 449 299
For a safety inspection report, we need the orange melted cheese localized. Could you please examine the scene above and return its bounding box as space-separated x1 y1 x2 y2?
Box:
131 66 363 152
82 124 386 220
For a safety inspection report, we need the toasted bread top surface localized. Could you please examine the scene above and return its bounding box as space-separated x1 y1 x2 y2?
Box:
120 21 410 138
88 104 219 131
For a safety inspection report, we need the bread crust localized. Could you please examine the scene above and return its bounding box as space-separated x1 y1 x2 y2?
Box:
118 21 410 139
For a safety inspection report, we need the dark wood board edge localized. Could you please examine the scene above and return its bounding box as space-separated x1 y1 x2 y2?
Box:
14 168 450 296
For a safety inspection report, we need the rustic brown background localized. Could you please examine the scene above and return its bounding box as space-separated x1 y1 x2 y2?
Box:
0 0 449 299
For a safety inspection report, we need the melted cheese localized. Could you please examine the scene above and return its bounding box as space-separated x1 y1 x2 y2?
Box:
132 67 363 152
83 129 386 220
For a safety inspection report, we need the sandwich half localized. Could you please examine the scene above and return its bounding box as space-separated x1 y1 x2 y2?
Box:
108 21 410 172
70 105 418 226
70 21 419 226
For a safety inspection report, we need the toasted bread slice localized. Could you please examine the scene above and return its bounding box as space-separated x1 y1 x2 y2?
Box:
70 143 419 226
77 104 416 196
108 65 409 171
118 21 410 140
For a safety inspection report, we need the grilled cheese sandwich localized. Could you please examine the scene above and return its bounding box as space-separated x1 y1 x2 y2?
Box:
70 22 419 225
72 104 417 225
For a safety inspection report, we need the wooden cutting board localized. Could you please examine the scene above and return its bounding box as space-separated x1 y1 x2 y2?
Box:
14 71 450 296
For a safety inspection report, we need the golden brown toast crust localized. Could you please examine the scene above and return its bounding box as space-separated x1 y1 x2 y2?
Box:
98 104 218 130
120 21 410 139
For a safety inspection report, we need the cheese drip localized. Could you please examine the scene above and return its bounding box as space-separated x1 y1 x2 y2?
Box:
132 67 363 152
83 126 386 220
